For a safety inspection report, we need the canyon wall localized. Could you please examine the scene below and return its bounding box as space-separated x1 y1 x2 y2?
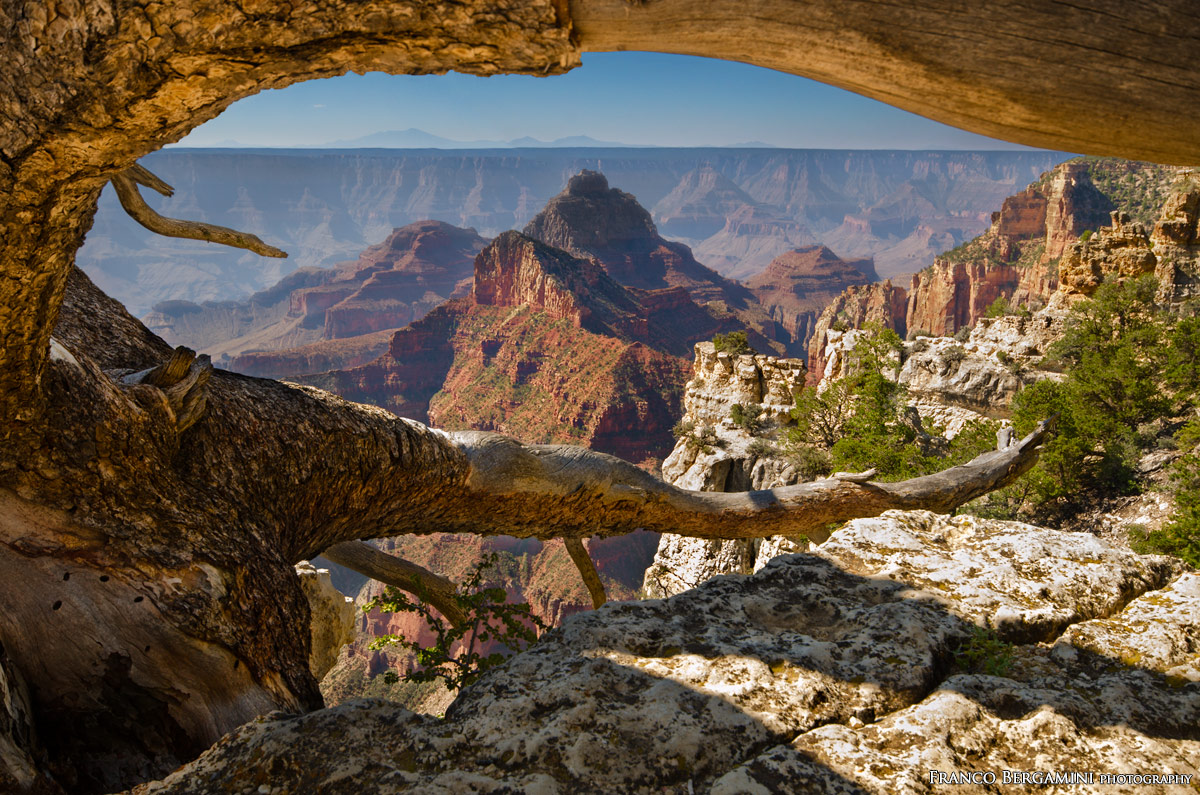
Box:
78 148 1067 314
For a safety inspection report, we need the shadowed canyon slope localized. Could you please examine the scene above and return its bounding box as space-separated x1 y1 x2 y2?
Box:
77 149 1068 314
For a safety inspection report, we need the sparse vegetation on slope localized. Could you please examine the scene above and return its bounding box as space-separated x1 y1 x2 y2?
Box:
969 277 1200 565
789 324 999 481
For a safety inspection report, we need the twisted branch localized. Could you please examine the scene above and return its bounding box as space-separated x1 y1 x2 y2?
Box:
321 541 467 627
110 166 287 258
564 537 607 609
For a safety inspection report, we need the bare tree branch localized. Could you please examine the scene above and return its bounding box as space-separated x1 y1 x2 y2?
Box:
125 163 175 197
321 541 467 627
110 167 288 259
446 418 1055 546
564 537 607 609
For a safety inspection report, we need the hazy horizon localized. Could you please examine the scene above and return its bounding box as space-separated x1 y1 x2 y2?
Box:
177 52 1042 151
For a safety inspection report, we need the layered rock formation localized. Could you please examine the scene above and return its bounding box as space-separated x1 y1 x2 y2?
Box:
523 171 757 308
809 159 1197 385
897 312 1067 432
145 220 486 370
79 150 1066 314
903 161 1113 338
310 231 720 463
806 280 909 382
1057 181 1200 307
137 511 1198 794
746 245 879 353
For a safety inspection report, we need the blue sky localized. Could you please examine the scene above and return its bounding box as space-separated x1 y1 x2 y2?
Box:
178 52 1034 150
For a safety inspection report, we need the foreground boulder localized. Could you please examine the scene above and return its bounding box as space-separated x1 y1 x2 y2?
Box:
136 512 1196 793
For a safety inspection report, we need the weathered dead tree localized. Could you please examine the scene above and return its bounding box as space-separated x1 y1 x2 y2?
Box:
2 1 1196 792
0 267 1052 792
321 541 468 627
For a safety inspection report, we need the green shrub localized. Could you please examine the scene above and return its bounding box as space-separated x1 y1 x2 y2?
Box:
941 345 967 366
712 330 753 356
954 626 1015 677
730 402 768 435
984 296 1010 318
1004 277 1200 516
747 437 778 459
788 444 832 480
954 326 972 342
791 324 991 482
675 421 721 454
364 553 546 692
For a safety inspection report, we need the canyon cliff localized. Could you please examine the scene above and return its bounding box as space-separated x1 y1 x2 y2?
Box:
903 161 1113 338
806 280 909 383
808 158 1194 381
746 245 878 355
145 220 486 373
78 149 1067 315
308 230 721 463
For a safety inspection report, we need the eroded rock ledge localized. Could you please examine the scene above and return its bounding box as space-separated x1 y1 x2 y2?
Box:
135 511 1197 794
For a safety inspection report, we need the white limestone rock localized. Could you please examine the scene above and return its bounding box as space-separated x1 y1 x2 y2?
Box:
138 513 1195 794
295 561 356 680
817 510 1183 642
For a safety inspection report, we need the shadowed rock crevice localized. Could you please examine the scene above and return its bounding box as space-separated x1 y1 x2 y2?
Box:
133 512 1196 793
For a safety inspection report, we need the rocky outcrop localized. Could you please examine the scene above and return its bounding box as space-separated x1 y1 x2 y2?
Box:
523 171 784 351
905 161 1116 338
746 246 878 354
807 280 908 383
898 312 1066 423
323 531 660 698
1057 179 1200 307
294 562 355 680
641 343 808 598
136 511 1197 794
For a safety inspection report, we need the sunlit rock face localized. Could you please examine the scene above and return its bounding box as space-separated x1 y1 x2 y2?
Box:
641 342 808 599
135 511 1196 794
746 245 879 353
